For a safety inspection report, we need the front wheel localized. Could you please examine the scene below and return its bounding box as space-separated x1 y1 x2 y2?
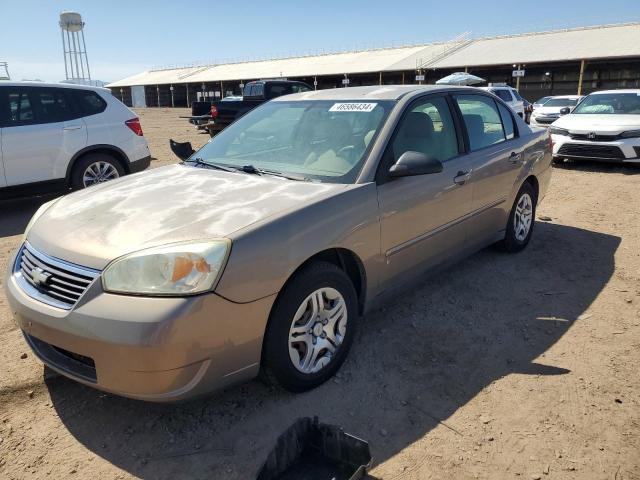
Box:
261 261 358 392
500 182 537 253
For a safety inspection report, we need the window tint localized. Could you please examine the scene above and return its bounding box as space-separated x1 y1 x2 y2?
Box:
7 90 34 125
455 95 506 150
72 90 107 116
292 84 311 93
497 103 515 140
512 90 524 101
33 88 76 123
391 96 459 163
491 89 513 102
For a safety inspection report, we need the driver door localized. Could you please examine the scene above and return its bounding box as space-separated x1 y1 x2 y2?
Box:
376 94 475 288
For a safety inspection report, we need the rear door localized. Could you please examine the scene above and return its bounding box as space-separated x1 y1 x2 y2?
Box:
376 94 474 287
452 94 526 243
1 86 87 186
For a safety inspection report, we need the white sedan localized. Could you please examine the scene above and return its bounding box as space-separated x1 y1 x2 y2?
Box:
550 90 640 164
530 95 582 127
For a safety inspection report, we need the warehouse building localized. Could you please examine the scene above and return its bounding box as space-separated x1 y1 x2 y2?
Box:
107 23 640 107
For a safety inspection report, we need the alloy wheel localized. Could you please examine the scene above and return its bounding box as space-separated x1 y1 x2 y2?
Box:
82 161 120 187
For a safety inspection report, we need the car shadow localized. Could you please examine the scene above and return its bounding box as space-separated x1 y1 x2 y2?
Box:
0 194 61 238
45 222 619 479
554 159 639 174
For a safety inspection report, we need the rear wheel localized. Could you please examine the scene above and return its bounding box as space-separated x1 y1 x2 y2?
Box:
261 261 358 392
71 153 124 190
500 182 536 253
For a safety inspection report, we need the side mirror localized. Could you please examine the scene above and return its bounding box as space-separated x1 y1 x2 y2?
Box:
559 107 571 115
389 151 443 178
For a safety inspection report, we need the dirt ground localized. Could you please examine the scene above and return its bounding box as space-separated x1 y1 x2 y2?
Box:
1 108 639 480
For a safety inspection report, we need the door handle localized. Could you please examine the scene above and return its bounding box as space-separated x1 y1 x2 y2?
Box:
453 171 471 185
509 151 523 163
63 125 82 131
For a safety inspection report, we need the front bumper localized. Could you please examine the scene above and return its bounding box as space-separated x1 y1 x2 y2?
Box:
552 134 640 163
5 248 276 402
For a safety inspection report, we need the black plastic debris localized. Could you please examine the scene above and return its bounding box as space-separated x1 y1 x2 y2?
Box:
257 417 372 480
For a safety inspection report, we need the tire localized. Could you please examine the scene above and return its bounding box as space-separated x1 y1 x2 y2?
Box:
261 261 358 392
70 153 125 190
500 182 537 253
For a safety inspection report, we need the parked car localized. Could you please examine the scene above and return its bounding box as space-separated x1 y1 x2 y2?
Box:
0 82 150 199
185 80 312 136
530 95 582 126
6 85 552 401
550 89 640 164
532 96 553 110
479 84 526 119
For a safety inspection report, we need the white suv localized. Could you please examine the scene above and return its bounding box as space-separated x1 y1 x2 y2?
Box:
479 85 525 118
0 82 150 198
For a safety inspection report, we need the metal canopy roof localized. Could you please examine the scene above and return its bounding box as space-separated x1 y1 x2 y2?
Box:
107 23 640 88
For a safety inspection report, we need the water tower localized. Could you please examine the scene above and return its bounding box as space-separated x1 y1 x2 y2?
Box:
59 11 91 84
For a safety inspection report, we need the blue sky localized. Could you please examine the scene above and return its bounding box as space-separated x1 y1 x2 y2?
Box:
1 0 638 83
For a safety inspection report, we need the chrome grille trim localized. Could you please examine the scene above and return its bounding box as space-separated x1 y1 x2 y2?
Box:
13 242 100 310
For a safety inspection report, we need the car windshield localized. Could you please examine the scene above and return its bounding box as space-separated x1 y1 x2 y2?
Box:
535 96 552 105
544 98 579 107
193 100 393 183
572 92 640 114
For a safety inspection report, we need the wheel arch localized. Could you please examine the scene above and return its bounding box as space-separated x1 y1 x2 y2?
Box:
65 144 131 184
523 174 539 202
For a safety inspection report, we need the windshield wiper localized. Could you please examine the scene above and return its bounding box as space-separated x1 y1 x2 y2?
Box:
183 157 237 172
233 164 309 181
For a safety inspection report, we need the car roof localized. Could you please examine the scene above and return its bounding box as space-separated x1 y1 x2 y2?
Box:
588 89 640 95
0 81 109 92
274 84 479 101
548 95 582 99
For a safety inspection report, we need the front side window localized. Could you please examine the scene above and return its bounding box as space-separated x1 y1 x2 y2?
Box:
6 90 34 125
572 93 640 114
391 96 459 164
194 100 393 183
491 89 514 102
455 95 506 150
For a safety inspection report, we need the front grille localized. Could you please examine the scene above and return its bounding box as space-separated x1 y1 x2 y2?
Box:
569 132 620 142
557 143 625 159
15 242 99 309
25 333 97 383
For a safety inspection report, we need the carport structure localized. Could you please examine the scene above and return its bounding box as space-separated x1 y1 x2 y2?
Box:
107 22 640 106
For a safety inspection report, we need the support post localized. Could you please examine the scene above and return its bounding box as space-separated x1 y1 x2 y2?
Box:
156 85 160 107
577 59 586 95
186 84 190 108
170 85 174 108
379 72 382 85
221 80 224 98
515 64 521 91
402 72 405 85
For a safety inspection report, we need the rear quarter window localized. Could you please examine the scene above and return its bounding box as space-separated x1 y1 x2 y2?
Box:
72 90 107 116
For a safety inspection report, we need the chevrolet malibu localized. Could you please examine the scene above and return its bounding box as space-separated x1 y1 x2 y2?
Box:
6 85 552 401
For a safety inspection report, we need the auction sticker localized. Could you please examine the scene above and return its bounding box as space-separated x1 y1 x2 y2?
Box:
329 102 377 112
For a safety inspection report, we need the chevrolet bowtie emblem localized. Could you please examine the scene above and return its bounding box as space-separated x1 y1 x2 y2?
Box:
32 267 51 287
587 132 597 139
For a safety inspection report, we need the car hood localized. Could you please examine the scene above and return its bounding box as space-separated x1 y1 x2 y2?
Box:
27 164 348 270
534 106 565 115
552 114 640 133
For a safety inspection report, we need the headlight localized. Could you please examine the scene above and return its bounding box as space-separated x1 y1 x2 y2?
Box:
102 240 231 295
23 197 62 241
620 129 640 139
549 126 569 136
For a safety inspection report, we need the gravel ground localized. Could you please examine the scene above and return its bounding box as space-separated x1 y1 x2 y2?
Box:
1 108 639 479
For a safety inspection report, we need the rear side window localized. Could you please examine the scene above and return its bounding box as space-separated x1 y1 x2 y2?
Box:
455 94 506 151
32 88 76 123
71 90 107 116
497 103 515 140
